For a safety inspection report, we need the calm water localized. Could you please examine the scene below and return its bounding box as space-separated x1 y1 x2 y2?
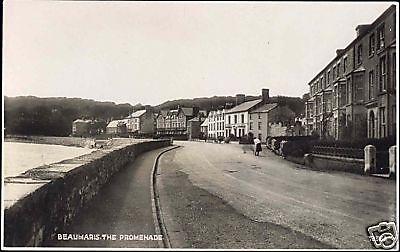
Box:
3 142 94 177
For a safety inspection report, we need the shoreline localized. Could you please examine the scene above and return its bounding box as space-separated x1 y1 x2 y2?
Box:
4 135 96 148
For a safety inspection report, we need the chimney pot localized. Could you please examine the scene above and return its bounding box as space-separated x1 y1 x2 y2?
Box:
262 88 269 103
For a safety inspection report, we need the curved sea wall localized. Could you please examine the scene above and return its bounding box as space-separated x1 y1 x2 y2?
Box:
4 139 171 247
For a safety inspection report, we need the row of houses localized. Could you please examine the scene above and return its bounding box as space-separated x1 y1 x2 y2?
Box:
72 89 303 142
202 89 304 142
73 105 208 139
304 5 396 140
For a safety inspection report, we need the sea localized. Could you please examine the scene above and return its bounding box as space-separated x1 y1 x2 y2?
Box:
3 142 94 177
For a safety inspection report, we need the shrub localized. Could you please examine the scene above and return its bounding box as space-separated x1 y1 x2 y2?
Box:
280 140 316 157
228 134 237 141
313 136 395 151
239 134 254 144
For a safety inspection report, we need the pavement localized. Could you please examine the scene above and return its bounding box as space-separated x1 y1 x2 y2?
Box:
48 146 173 248
157 141 397 249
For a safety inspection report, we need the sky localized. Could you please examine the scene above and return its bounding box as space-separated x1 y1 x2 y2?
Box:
3 1 396 106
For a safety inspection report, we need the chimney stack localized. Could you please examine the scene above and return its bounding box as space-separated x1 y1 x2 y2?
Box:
336 49 345 57
356 24 370 37
235 94 245 105
193 106 199 116
262 88 269 103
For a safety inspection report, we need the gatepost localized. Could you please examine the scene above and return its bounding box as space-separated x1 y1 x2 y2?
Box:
389 145 396 177
364 145 376 175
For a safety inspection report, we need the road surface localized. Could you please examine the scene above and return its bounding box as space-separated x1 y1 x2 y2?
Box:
158 141 396 249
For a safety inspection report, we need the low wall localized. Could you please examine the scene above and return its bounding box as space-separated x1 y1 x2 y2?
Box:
4 139 171 247
304 154 364 174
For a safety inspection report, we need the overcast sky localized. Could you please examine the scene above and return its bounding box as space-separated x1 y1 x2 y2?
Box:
3 1 396 105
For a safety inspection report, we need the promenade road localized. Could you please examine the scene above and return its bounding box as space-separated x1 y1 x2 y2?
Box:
158 141 396 249
50 146 173 248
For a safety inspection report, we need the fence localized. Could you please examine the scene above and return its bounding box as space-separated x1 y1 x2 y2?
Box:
312 146 364 159
376 150 390 172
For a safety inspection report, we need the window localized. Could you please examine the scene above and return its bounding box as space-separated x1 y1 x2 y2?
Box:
379 107 386 137
379 55 387 92
354 74 364 102
347 77 352 104
249 114 252 120
337 62 340 77
249 122 253 130
327 71 331 85
393 53 396 90
392 105 396 136
258 122 262 130
320 77 324 89
234 115 237 124
241 114 244 123
333 86 338 108
368 70 374 100
339 83 347 107
357 45 363 64
369 33 375 55
377 24 385 50
333 66 336 79
258 113 261 119
228 115 231 124
343 57 347 73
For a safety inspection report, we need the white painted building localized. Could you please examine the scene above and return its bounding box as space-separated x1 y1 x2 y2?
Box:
225 100 260 138
207 109 225 139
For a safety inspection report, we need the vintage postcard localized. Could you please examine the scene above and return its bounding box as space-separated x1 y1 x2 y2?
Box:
2 1 399 250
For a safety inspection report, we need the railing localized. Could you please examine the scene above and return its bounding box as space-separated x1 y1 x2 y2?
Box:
156 127 186 131
312 146 364 159
376 150 389 171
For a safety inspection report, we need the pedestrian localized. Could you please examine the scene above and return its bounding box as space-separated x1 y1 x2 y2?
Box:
254 137 262 156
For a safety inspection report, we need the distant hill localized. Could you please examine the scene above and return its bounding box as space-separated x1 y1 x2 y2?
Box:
155 95 258 111
155 95 305 116
4 96 137 136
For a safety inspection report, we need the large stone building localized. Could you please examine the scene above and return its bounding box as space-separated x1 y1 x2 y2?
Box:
155 106 198 139
126 106 155 137
249 103 296 141
72 119 106 137
305 5 396 140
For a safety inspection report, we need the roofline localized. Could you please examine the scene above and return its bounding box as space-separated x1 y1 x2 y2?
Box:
225 99 262 114
307 4 396 86
249 103 279 113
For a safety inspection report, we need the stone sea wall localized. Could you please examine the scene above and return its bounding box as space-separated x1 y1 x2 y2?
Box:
4 139 171 247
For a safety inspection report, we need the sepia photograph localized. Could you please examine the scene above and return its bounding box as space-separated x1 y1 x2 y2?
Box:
2 0 399 250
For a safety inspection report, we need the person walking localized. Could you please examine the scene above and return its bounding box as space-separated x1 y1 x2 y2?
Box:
254 137 262 156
